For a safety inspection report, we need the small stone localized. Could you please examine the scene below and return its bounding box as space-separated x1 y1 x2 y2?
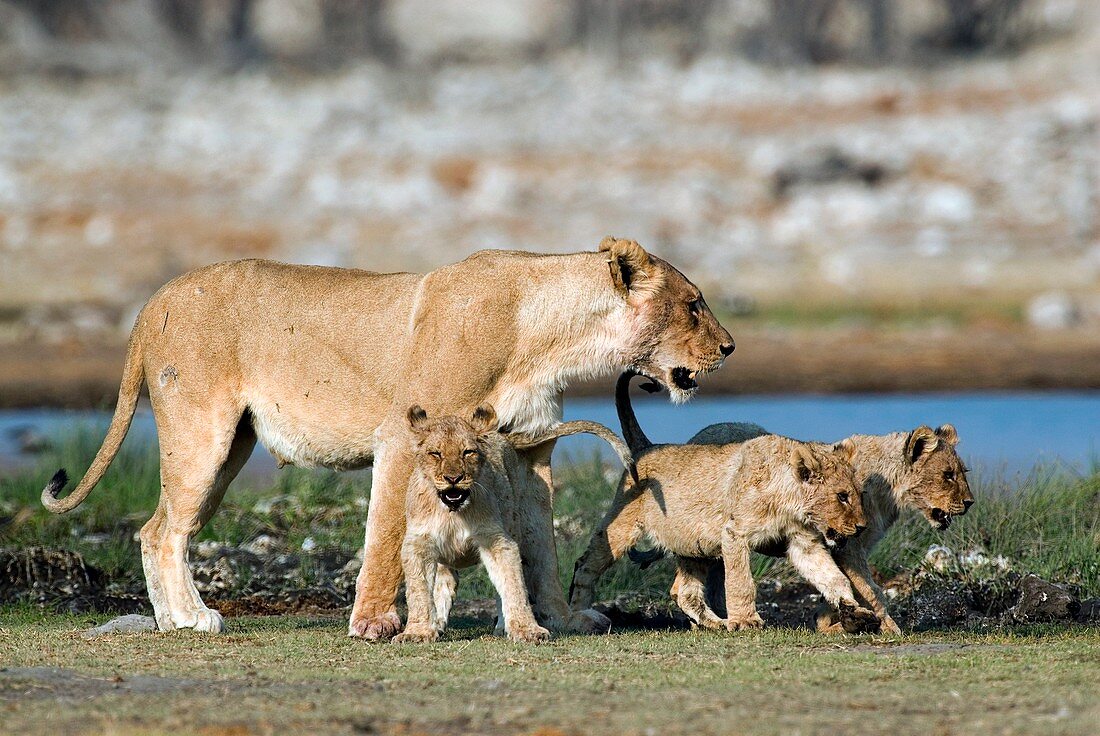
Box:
82 614 157 638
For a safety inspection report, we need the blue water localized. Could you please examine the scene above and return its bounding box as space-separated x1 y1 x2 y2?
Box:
1 391 1097 481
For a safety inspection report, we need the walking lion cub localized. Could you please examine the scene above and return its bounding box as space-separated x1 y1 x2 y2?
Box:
569 373 876 632
396 405 633 644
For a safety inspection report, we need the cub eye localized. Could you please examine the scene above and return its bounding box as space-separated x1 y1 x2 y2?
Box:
943 470 956 481
462 449 477 458
837 492 849 504
428 451 442 459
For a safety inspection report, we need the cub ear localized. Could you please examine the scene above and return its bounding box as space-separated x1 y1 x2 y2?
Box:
470 404 499 435
790 444 818 483
904 426 939 465
935 424 959 446
599 236 651 293
407 405 429 432
832 438 856 463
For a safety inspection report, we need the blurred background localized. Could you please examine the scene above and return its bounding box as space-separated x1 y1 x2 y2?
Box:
0 0 1098 465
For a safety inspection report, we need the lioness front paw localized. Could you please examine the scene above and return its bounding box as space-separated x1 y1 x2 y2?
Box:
837 601 880 634
507 624 551 643
349 611 402 641
725 612 765 631
393 625 440 644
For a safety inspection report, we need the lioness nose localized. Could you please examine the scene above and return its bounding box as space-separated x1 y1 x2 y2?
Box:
443 474 464 485
961 499 974 514
720 342 735 356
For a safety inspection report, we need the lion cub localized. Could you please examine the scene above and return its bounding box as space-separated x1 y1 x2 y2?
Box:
396 405 633 644
569 377 874 632
686 421 973 633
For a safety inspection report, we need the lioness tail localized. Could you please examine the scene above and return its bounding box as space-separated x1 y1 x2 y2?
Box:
42 330 145 513
508 420 637 483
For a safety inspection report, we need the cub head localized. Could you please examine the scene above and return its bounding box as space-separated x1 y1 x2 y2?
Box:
600 236 734 403
406 404 499 512
791 440 866 548
900 424 973 529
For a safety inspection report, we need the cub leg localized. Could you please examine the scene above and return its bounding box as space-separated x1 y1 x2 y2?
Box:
479 533 549 643
568 484 645 613
433 565 458 625
786 537 879 634
349 431 411 640
720 523 764 630
832 547 901 634
393 534 440 643
672 557 726 630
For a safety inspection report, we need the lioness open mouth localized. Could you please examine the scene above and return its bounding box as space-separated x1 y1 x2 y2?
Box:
930 508 951 530
671 367 699 391
438 488 470 511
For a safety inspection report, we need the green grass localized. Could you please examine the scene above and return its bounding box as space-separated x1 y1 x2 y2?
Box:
0 609 1097 736
2 431 1099 601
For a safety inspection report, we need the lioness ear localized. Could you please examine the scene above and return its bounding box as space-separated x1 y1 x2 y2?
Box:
407 405 429 432
470 404 498 435
832 438 856 463
904 426 939 465
599 236 651 293
935 424 959 446
790 445 818 483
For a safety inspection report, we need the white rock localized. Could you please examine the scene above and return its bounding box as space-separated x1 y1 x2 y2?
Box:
924 544 955 572
82 614 157 638
923 185 975 224
301 537 317 552
249 0 325 57
1026 291 1080 330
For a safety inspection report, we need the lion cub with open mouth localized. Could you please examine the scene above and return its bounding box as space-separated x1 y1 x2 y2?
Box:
396 405 633 644
569 374 877 632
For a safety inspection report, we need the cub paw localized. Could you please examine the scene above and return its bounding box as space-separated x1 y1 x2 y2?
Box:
880 615 903 635
725 612 765 631
393 625 440 644
349 611 403 641
567 609 612 635
508 624 551 644
837 601 880 634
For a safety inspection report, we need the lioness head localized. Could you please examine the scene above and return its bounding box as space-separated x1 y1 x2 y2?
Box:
407 404 498 512
900 424 973 529
600 237 734 403
791 440 866 548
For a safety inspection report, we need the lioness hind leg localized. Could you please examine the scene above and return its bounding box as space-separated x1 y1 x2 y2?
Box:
149 411 255 633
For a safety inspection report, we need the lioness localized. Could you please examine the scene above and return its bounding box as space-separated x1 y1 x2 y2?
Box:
681 421 973 633
397 405 633 643
569 375 875 632
41 238 733 637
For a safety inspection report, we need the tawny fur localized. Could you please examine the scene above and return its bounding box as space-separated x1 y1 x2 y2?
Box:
685 421 973 634
396 406 631 643
40 239 732 638
568 395 874 632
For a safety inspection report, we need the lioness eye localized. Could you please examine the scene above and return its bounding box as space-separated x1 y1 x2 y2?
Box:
688 298 702 316
943 470 955 481
428 451 442 459
837 492 849 504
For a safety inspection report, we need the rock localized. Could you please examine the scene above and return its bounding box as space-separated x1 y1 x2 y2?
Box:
241 534 283 556
1011 574 1080 623
773 146 888 196
1026 292 1080 330
902 578 971 631
249 0 325 58
923 184 975 224
923 544 956 572
6 425 51 454
1076 598 1100 624
82 614 157 638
